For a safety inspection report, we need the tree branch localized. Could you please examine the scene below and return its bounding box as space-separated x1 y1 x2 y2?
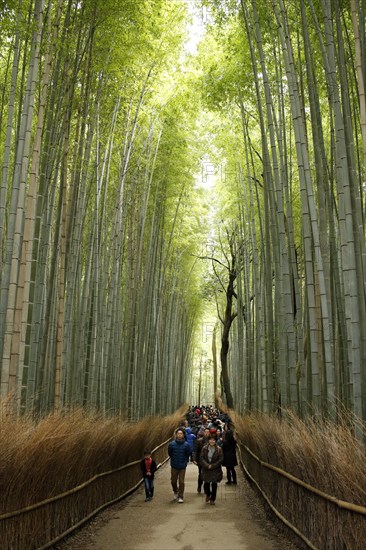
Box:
214 290 224 324
212 261 226 293
193 254 229 270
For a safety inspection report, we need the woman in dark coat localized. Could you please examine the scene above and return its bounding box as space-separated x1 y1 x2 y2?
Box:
200 433 223 505
222 423 238 484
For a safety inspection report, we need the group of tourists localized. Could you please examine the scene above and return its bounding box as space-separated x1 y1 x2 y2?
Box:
140 405 238 505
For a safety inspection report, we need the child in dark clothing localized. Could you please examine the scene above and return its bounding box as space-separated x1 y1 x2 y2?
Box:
140 449 158 501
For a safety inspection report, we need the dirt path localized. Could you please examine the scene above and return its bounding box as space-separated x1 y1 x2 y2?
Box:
58 461 301 550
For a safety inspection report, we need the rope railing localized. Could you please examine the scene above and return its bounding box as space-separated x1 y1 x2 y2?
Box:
237 441 366 549
0 437 171 550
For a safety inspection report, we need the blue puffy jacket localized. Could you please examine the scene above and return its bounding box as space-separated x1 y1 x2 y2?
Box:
185 427 196 453
168 438 191 469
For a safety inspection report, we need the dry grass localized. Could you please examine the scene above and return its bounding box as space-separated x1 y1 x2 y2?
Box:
4 398 364 548
0 401 187 515
232 409 366 505
231 408 366 548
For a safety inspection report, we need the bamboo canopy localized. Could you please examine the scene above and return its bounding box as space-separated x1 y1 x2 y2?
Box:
0 0 365 425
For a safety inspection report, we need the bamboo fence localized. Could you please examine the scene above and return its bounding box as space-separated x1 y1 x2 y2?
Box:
0 438 170 549
237 442 366 549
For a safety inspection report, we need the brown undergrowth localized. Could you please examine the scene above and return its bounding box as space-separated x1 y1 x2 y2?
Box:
229 407 366 547
0 400 187 515
231 409 366 506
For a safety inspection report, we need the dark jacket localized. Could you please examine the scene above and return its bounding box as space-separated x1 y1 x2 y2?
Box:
168 438 191 469
222 429 238 468
200 443 223 483
140 458 158 478
192 435 208 462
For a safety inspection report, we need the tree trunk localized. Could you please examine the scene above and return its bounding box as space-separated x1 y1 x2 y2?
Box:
212 323 218 406
220 257 237 409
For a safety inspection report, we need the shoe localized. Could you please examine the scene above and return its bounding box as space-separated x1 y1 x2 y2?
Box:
232 481 237 485
205 495 210 503
210 499 215 505
178 497 184 503
225 481 232 485
197 487 201 493
173 492 178 500
145 497 151 501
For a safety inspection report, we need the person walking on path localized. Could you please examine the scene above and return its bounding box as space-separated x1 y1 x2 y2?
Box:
192 426 211 493
216 426 223 447
222 423 238 485
168 428 191 503
185 426 196 461
200 433 223 505
140 449 158 501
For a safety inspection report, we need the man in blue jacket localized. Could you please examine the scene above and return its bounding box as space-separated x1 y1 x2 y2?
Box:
168 428 191 503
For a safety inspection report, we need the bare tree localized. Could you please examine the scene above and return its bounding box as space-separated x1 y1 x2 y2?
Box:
198 227 239 409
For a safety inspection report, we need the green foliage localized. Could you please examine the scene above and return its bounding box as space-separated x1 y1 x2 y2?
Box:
196 15 252 110
2 0 365 420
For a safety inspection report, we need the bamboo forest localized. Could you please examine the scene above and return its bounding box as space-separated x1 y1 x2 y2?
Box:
1 0 366 422
1 1 366 548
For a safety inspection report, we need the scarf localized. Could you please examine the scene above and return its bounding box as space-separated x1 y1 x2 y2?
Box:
207 445 216 463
